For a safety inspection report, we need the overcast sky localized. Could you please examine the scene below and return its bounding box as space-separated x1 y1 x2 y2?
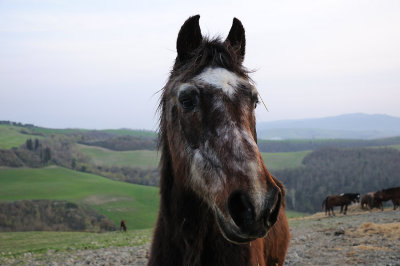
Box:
1 0 399 130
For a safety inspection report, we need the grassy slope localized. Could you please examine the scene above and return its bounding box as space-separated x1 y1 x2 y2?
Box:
261 150 309 170
0 211 306 258
0 125 43 149
101 129 157 138
30 127 157 138
78 144 160 168
0 229 152 257
0 167 159 229
78 144 308 171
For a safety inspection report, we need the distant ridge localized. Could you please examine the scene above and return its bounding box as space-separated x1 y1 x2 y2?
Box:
256 113 400 140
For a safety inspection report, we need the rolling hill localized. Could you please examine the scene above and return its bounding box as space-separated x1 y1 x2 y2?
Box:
0 167 159 229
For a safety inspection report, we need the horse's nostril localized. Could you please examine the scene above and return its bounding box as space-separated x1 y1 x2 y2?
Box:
264 190 281 228
228 190 255 231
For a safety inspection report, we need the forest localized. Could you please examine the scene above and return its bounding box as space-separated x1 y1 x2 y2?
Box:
273 147 400 213
0 200 115 232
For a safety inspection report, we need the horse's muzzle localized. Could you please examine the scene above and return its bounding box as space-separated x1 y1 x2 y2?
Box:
217 188 281 244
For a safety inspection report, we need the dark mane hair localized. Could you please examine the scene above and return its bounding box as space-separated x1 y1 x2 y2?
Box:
171 37 250 81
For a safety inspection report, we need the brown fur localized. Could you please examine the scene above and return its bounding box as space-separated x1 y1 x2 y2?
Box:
148 15 289 265
322 193 360 216
361 192 381 210
375 187 400 211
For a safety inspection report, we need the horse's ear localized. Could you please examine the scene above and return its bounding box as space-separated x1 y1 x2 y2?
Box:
225 18 246 62
177 15 202 62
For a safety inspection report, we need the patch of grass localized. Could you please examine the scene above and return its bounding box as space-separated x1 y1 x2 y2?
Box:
77 144 160 168
79 144 307 170
101 129 157 138
261 150 309 170
0 229 152 258
0 167 159 229
29 127 89 135
0 125 43 149
286 210 308 219
388 144 400 150
347 222 400 239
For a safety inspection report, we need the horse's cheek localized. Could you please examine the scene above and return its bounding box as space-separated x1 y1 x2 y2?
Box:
180 114 202 149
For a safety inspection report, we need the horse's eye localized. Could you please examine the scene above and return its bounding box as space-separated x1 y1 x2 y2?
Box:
252 96 259 109
179 92 199 111
254 99 259 109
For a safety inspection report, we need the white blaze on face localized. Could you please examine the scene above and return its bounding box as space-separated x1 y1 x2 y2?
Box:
194 67 246 98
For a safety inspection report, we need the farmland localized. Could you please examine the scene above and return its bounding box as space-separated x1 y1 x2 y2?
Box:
0 167 159 229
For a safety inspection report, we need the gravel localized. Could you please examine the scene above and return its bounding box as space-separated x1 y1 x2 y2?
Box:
285 208 400 266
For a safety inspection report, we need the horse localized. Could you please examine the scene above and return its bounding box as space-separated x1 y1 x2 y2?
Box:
392 198 400 210
361 192 382 210
322 193 360 216
148 15 290 266
120 220 127 232
374 187 400 211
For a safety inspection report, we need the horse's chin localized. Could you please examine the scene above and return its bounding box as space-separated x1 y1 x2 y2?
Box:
215 208 268 244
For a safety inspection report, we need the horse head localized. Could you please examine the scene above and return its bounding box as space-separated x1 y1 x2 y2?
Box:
159 15 283 244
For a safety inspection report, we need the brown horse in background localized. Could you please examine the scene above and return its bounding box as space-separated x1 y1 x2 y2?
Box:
322 193 360 216
361 192 381 210
148 15 290 266
375 187 400 210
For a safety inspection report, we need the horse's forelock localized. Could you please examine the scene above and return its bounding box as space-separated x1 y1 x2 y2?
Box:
172 37 250 82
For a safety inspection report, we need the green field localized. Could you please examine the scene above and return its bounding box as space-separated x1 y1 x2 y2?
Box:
78 144 307 171
101 129 157 138
78 144 160 168
0 125 43 149
0 213 305 259
0 167 159 229
0 229 152 258
261 150 309 170
286 210 308 218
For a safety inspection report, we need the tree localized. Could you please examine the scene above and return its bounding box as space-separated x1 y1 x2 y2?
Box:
42 147 51 163
34 139 40 150
26 139 33 150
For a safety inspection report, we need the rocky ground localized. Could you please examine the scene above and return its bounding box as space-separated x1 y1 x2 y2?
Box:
1 207 399 265
286 207 400 265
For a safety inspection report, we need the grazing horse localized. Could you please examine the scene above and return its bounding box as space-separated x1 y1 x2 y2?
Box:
361 192 381 210
120 220 127 232
392 198 400 210
322 193 360 216
148 15 290 266
375 187 400 211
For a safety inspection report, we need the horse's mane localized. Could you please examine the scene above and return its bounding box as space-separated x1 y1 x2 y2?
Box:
171 37 250 81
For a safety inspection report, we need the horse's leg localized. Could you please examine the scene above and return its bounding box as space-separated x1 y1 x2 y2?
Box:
344 204 348 215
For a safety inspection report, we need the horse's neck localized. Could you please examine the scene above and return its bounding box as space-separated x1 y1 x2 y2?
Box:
149 153 253 266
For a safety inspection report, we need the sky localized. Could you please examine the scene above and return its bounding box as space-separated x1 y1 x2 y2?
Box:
1 0 399 130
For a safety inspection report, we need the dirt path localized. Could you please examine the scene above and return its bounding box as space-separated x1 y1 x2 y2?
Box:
286 208 400 265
